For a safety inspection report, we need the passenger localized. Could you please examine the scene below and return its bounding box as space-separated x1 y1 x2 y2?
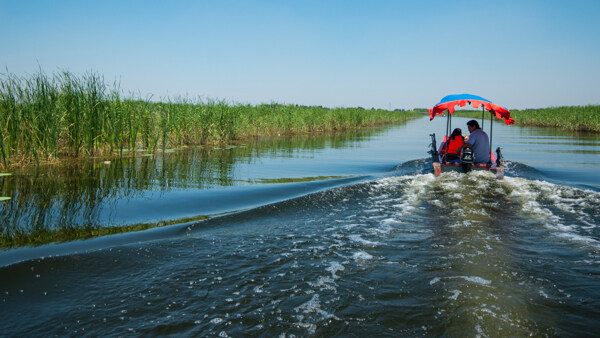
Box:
458 120 490 164
439 128 464 162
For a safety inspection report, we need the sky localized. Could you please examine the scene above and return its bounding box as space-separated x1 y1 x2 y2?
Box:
1 0 599 110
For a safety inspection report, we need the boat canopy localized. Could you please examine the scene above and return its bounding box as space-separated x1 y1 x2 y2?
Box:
428 94 514 125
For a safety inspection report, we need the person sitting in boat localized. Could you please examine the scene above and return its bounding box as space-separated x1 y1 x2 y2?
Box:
439 128 464 162
457 120 490 164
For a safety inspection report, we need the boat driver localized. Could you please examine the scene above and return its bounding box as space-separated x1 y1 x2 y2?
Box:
457 120 490 164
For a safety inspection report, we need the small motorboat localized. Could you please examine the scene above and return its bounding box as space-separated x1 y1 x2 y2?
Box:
427 94 514 179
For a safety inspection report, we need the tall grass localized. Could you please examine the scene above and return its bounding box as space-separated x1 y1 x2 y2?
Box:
0 70 122 164
510 106 600 132
0 70 418 167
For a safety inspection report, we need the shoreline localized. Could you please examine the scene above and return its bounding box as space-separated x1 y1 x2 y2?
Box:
0 115 419 169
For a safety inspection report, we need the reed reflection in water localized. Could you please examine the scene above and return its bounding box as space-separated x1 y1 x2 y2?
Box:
0 129 380 247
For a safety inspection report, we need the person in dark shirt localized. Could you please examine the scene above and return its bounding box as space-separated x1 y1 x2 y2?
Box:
457 120 490 163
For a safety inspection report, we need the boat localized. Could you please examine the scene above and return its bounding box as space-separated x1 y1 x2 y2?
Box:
427 94 514 179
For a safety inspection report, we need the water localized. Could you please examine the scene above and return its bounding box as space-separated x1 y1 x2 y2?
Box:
1 116 599 336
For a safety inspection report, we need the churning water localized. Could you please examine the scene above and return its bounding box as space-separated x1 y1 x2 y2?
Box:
1 117 599 336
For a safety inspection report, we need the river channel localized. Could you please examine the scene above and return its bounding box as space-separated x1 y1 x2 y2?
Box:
1 116 599 336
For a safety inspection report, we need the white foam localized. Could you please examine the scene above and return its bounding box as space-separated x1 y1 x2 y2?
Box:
343 223 359 230
382 218 400 225
352 251 374 261
294 294 339 334
429 276 491 286
449 290 462 300
460 276 492 286
503 177 600 249
348 234 379 246
210 318 223 324
371 222 393 235
308 276 336 290
554 231 599 245
326 261 345 279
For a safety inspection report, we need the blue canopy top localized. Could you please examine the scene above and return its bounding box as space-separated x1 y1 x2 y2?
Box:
436 94 492 106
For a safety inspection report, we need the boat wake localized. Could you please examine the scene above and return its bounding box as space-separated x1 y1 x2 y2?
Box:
1 167 599 336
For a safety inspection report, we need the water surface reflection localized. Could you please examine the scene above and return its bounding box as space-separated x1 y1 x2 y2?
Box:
0 129 386 247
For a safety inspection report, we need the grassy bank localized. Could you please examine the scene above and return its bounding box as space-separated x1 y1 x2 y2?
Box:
510 106 600 132
0 70 418 168
452 106 600 132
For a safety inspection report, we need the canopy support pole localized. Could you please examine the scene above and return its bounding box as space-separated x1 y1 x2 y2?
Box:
489 111 493 165
445 110 450 158
449 111 452 136
481 106 484 129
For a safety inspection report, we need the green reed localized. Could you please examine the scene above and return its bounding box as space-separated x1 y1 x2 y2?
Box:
0 70 419 167
510 106 600 132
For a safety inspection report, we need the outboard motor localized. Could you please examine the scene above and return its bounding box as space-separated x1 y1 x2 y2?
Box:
460 148 474 173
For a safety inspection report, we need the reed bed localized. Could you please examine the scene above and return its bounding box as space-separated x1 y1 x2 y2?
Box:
0 70 418 167
509 106 600 132
452 106 600 132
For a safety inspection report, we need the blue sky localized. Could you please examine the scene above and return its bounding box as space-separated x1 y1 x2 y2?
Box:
1 0 599 109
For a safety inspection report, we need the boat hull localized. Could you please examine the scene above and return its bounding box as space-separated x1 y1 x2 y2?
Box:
429 133 505 179
432 157 504 179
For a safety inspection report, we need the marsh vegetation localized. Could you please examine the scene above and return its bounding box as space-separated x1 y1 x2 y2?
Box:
0 71 418 167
